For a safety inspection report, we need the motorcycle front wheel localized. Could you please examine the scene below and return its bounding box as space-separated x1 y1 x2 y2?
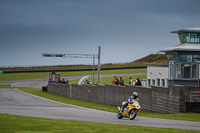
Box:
129 109 137 120
117 111 123 119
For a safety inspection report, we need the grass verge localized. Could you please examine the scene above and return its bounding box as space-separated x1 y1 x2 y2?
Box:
0 85 12 88
0 68 146 81
0 114 199 133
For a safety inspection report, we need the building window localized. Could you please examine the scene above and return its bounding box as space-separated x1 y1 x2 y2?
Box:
181 64 191 78
192 64 198 78
185 33 200 43
169 63 174 79
193 55 200 62
148 79 151 87
162 79 165 86
179 55 192 62
175 64 182 79
152 80 155 85
178 33 187 43
190 34 196 43
157 79 160 86
167 55 180 62
171 62 198 80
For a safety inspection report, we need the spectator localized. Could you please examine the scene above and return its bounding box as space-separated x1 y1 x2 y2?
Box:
49 75 53 81
58 78 62 83
62 78 69 84
56 75 61 83
135 77 142 86
66 79 69 84
112 76 116 85
113 76 119 85
62 78 65 83
119 77 124 86
85 78 91 85
129 77 133 85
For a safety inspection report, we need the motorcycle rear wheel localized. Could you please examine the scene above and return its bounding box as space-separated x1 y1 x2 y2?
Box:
129 109 137 120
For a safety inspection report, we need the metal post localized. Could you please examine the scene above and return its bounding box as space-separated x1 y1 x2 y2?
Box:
93 55 95 84
70 84 72 98
198 64 200 86
97 46 101 84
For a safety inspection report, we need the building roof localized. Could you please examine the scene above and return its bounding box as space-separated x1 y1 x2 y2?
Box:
171 27 200 33
160 43 200 52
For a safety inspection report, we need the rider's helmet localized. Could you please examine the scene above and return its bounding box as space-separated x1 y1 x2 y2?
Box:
133 92 138 99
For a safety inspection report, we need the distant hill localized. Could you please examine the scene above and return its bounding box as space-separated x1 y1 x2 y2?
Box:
101 54 168 68
129 54 168 65
1 54 168 72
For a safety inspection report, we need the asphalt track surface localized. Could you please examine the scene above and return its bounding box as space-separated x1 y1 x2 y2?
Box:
0 89 200 131
0 73 146 88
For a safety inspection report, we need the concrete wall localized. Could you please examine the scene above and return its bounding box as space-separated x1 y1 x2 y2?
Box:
47 82 200 114
48 83 70 97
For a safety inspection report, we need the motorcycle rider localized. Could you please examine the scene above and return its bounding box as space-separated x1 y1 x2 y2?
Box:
121 92 139 112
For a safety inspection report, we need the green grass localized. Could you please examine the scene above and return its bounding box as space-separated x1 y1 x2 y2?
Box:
0 85 12 88
18 87 117 113
0 68 146 81
1 114 198 133
0 75 146 85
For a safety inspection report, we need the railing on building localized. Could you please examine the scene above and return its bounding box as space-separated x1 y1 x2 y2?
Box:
190 91 200 102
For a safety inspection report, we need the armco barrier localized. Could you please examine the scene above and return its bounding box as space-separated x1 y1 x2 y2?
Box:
47 82 200 114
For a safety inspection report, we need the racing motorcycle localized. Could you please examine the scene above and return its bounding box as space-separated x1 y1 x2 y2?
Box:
117 100 141 120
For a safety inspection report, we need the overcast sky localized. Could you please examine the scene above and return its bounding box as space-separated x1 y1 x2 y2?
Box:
1 0 200 66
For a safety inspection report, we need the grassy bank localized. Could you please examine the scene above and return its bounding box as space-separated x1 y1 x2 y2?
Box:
0 114 198 133
0 68 146 81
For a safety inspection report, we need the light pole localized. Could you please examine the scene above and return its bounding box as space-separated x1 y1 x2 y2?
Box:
97 46 101 84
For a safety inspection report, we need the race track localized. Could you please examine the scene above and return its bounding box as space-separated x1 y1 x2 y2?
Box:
0 89 200 131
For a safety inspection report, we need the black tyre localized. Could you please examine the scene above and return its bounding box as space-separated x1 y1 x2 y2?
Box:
117 111 123 119
129 109 137 120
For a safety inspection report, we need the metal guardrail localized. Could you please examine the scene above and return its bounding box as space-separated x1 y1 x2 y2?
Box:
190 91 200 102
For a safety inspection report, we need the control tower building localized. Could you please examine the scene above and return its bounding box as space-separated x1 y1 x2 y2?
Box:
147 28 200 87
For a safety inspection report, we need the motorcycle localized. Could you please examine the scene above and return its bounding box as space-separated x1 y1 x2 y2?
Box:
117 100 141 120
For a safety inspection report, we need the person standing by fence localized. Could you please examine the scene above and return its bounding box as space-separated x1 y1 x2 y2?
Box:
129 77 133 85
113 76 119 85
135 77 142 86
119 77 124 86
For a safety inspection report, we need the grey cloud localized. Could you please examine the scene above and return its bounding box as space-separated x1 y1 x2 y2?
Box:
1 0 200 65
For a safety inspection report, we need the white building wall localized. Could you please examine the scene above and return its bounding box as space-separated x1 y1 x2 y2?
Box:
147 66 169 87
